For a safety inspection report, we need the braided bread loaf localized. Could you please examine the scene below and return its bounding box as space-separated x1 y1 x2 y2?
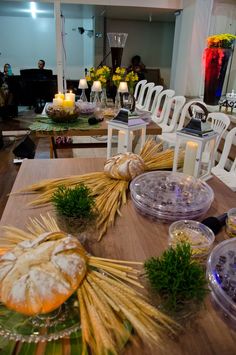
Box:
0 232 87 315
104 153 145 181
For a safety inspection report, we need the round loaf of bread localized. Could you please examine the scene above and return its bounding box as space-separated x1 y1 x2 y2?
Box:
104 153 145 181
0 232 87 316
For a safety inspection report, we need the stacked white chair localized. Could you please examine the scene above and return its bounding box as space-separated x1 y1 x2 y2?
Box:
160 100 208 147
158 96 186 133
151 89 175 124
142 85 163 112
134 80 147 101
212 127 236 191
136 82 155 110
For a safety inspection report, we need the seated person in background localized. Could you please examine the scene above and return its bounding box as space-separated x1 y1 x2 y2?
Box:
127 55 146 81
38 59 45 70
0 63 17 119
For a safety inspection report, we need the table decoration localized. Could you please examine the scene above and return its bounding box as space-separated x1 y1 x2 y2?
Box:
169 220 215 258
52 184 97 235
29 116 99 132
145 243 208 314
207 238 236 323
0 215 178 354
78 79 88 102
17 140 183 240
45 104 80 123
203 33 236 105
75 101 96 115
107 32 128 70
172 130 218 181
226 208 236 238
130 171 214 222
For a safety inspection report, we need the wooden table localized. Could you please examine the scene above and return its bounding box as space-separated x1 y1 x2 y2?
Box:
34 120 162 158
1 158 236 354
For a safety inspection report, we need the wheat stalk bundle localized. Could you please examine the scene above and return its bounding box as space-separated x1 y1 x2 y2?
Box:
17 140 183 240
0 215 178 354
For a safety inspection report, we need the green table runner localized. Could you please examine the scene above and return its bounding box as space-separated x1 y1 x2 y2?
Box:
29 117 100 132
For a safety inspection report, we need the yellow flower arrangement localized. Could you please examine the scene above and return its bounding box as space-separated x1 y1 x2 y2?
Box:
207 33 236 48
86 66 111 86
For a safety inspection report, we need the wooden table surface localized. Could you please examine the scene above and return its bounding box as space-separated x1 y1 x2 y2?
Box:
1 158 236 355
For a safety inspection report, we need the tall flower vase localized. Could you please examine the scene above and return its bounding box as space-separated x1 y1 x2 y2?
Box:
101 87 108 108
115 90 121 109
203 48 232 105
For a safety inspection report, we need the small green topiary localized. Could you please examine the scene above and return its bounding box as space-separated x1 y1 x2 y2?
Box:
52 184 97 233
144 243 208 312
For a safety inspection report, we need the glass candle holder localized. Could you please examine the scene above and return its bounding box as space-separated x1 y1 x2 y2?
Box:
226 208 236 238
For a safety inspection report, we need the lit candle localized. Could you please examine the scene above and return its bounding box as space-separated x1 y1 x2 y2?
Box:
65 90 75 102
79 79 88 89
55 92 64 100
92 81 102 92
63 99 74 108
183 141 198 176
118 81 128 93
53 97 63 108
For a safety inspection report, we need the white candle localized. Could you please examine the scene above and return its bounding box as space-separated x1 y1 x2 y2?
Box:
92 81 102 92
53 97 63 108
55 92 64 100
118 81 128 93
79 79 88 89
65 90 75 102
183 141 198 176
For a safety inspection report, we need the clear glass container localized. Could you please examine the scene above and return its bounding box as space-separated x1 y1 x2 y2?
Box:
207 238 236 323
130 171 214 222
169 220 215 257
226 208 236 238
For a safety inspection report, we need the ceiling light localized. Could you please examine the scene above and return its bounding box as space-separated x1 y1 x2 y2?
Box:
30 2 37 19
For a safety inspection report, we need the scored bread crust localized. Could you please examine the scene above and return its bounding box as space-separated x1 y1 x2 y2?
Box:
104 153 145 181
0 232 87 315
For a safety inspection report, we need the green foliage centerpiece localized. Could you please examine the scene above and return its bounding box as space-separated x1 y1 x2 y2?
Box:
144 243 208 315
52 184 97 236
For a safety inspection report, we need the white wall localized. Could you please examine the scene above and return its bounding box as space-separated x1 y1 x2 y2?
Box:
105 19 175 86
0 16 94 79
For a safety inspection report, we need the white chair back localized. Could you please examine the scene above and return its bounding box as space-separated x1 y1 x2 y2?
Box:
158 96 186 133
144 85 163 112
212 127 236 191
206 112 230 149
134 80 147 101
136 82 155 109
151 89 175 123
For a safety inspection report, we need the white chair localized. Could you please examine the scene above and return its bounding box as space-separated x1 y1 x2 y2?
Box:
158 96 186 133
151 89 175 124
142 85 163 112
134 80 147 101
212 127 236 191
206 112 231 152
136 82 155 109
161 100 208 147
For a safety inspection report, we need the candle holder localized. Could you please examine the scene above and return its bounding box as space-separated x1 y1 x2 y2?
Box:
79 79 88 102
172 130 218 180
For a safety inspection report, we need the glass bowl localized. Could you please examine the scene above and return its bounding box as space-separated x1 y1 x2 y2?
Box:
207 238 236 323
130 171 214 222
0 295 80 343
46 104 80 123
169 220 215 257
76 101 96 115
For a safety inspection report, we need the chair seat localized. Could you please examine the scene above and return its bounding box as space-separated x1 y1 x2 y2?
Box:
212 166 236 191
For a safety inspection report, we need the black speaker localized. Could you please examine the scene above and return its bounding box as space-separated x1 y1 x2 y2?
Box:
13 136 36 159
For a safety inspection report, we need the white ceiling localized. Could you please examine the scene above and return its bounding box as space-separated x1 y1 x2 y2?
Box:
0 1 176 22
